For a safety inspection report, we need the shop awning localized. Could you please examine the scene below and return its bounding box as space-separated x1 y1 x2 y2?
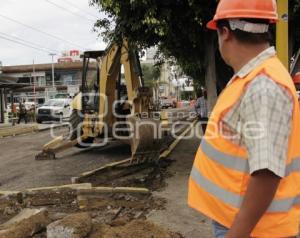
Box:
0 74 30 89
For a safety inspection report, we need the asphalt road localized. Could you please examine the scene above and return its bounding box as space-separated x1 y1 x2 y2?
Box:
0 128 131 191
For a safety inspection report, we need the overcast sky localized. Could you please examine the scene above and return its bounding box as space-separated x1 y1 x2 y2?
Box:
0 0 106 66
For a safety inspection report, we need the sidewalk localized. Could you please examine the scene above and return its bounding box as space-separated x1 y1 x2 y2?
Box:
0 122 68 137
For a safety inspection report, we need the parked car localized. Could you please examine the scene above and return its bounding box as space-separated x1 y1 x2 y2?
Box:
36 98 72 123
55 93 71 99
160 97 176 109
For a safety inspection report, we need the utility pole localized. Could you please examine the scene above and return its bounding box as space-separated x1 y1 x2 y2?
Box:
33 60 36 121
276 0 289 70
49 53 56 88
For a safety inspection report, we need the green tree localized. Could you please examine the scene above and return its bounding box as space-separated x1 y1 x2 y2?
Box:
90 0 219 109
141 63 161 87
91 0 300 107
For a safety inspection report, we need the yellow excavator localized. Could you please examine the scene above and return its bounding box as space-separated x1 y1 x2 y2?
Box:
36 39 189 162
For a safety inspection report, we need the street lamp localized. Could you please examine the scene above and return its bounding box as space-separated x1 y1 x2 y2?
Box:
49 53 56 88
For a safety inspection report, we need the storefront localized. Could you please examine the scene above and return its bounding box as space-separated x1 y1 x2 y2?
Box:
0 74 28 124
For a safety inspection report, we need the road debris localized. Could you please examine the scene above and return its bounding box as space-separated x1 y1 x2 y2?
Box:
0 208 49 238
89 219 184 238
47 212 92 238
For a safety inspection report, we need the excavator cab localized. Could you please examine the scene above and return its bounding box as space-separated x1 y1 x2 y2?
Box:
81 51 104 113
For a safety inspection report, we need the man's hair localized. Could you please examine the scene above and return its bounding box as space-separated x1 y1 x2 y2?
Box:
216 19 273 44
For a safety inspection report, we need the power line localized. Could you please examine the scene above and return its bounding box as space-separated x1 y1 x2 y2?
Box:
62 0 99 19
0 35 54 54
43 0 95 23
0 13 86 50
0 31 60 54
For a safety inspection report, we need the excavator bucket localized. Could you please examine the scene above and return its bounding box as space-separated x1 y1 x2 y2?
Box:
35 135 88 160
128 117 162 164
35 136 64 160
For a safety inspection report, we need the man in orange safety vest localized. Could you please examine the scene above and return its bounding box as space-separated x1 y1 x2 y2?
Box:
188 0 300 237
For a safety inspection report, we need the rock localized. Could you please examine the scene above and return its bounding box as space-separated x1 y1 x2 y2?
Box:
90 212 98 219
134 211 144 219
0 192 23 214
49 212 68 221
0 208 49 238
47 212 92 238
3 206 15 216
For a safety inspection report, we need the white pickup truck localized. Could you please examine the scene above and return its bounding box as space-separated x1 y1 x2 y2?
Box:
36 98 72 123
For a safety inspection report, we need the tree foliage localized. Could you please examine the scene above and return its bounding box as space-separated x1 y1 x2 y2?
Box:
90 0 217 89
91 0 300 95
141 63 161 88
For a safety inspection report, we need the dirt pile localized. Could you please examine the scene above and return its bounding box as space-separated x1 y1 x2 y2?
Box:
90 219 183 238
81 159 175 191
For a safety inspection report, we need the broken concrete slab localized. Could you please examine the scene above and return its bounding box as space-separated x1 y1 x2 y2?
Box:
23 189 77 207
0 208 47 229
25 183 92 192
0 191 21 196
23 183 92 207
0 208 49 238
47 212 92 238
77 187 150 195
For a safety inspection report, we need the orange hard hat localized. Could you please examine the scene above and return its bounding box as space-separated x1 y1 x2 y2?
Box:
207 0 278 30
293 72 300 84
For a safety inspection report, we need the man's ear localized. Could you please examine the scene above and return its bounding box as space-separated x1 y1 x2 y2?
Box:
220 26 231 41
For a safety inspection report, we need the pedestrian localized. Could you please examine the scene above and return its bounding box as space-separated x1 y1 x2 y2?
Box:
18 100 27 124
194 89 208 134
188 1 300 238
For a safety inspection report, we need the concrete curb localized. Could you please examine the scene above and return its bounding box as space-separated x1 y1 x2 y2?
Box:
37 123 69 132
0 123 68 138
0 125 38 138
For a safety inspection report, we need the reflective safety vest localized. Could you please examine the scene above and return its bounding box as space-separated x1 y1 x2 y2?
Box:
188 56 300 237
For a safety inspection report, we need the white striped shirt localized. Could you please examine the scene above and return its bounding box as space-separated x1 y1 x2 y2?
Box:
221 47 293 177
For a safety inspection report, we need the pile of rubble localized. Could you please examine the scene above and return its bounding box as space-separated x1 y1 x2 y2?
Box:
0 183 182 238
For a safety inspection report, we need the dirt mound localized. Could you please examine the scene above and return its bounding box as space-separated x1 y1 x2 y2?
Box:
91 219 183 238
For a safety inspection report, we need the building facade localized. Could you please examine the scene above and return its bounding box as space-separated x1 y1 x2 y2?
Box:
141 47 176 98
2 61 96 105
